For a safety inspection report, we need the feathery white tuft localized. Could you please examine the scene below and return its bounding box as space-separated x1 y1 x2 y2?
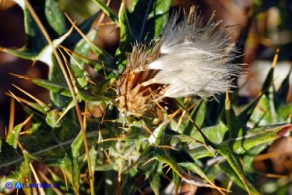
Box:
143 7 242 99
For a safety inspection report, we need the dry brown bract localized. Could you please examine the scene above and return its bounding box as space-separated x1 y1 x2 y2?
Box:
116 43 165 117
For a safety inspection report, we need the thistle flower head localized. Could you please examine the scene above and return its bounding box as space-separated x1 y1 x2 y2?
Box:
117 7 242 117
116 43 163 117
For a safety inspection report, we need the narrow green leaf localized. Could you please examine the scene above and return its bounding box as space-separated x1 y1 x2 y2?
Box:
31 78 72 97
249 94 274 126
261 66 274 94
49 58 71 108
60 156 79 193
188 146 215 159
23 3 47 52
144 162 161 195
19 152 32 195
70 30 97 81
219 161 260 195
71 131 84 158
179 162 211 185
172 170 181 194
92 0 119 24
238 93 264 125
89 146 98 172
216 145 251 194
221 94 245 140
31 78 112 103
6 115 33 149
0 47 38 60
230 124 292 154
45 0 66 35
184 100 206 135
275 68 291 106
155 148 207 187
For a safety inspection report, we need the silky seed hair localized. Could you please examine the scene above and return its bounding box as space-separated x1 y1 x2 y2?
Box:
117 6 242 117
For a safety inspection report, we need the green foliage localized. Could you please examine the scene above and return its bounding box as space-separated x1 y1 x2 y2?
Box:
1 0 292 194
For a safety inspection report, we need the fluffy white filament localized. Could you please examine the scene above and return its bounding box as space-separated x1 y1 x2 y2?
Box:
143 8 241 99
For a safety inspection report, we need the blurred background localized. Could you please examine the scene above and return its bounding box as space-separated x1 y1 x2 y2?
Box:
0 0 292 183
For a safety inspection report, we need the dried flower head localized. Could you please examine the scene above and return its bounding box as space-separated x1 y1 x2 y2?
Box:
117 7 241 117
116 43 164 117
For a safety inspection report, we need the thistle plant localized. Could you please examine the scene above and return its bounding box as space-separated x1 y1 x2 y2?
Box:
0 1 292 195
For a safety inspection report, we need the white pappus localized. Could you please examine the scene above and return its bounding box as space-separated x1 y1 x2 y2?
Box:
142 7 242 99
